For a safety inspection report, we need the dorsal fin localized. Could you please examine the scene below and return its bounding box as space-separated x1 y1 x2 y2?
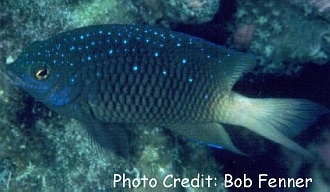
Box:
211 48 256 90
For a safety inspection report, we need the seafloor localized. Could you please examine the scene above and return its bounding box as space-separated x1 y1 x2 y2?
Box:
0 0 329 191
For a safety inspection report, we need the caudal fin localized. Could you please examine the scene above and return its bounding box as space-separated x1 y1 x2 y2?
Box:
223 93 329 158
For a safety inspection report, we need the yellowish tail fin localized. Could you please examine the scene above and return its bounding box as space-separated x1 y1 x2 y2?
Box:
223 93 328 157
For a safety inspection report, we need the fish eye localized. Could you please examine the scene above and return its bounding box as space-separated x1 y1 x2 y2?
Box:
35 66 51 80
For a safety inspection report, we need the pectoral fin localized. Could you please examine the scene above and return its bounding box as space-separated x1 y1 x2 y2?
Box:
168 123 245 155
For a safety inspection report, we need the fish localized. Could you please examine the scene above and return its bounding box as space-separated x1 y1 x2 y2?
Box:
5 24 328 157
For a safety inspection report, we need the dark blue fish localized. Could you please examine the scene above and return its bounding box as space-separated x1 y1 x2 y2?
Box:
6 24 328 157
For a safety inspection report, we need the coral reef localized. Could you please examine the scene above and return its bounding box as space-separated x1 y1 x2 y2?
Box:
130 0 221 25
308 0 330 13
130 0 166 25
163 0 221 24
232 0 330 74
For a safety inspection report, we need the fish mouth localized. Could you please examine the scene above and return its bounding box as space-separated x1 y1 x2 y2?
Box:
4 69 24 86
5 69 48 91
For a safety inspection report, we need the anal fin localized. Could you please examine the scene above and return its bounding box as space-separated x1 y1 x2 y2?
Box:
168 123 245 155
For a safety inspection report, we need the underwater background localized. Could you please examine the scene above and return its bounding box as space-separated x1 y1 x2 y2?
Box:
0 0 330 191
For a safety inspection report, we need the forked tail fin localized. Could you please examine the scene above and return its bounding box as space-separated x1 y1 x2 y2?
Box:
223 92 329 158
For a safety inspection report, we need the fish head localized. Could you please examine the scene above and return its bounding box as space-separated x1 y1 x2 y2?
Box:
5 40 83 107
